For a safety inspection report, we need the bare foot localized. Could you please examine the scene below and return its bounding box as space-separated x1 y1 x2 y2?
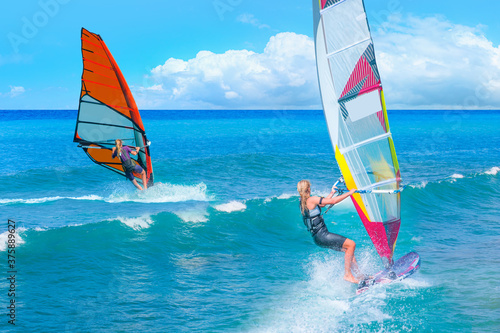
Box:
344 274 359 284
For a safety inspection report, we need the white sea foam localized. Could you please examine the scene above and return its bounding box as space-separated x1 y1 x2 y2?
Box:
0 183 211 206
248 253 390 332
400 277 431 288
410 181 428 189
0 195 102 205
450 173 464 179
116 215 154 230
0 228 26 252
214 201 247 213
174 209 209 223
485 166 500 175
264 193 297 203
106 182 212 203
277 193 296 200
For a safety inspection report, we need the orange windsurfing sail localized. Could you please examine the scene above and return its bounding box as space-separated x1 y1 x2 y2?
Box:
74 28 154 187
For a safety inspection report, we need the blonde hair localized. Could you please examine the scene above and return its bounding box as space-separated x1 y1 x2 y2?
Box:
297 180 311 215
115 139 123 151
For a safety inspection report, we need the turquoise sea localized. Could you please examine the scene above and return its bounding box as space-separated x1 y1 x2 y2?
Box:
1 109 499 332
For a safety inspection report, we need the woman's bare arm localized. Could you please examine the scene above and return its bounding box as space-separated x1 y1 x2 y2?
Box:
318 189 356 207
130 147 140 156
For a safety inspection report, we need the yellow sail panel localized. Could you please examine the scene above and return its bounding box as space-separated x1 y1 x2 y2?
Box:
335 145 369 220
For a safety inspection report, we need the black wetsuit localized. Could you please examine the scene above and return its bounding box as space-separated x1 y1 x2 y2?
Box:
301 198 347 252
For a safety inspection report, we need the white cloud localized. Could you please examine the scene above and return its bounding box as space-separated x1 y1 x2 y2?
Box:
136 15 500 110
136 32 319 109
0 86 25 98
373 15 500 109
237 13 270 29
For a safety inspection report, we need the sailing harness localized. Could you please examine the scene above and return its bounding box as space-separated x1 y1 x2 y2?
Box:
119 148 137 173
301 197 327 235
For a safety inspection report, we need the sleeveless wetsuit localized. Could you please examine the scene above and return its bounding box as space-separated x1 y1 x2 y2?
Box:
301 198 347 252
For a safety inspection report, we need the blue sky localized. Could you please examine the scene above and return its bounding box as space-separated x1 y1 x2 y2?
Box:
1 0 500 109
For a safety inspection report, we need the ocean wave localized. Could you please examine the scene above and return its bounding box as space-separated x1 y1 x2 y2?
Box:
214 201 247 213
485 166 499 175
0 182 212 206
407 166 499 189
409 181 429 189
174 208 209 223
277 193 296 200
105 182 213 203
0 228 26 252
0 195 102 205
115 215 154 230
264 193 297 203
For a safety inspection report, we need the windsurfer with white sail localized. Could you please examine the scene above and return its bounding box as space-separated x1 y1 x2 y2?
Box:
297 180 364 283
112 139 148 190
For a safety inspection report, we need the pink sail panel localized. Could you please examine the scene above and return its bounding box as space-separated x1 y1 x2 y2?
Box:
340 54 380 100
352 197 400 265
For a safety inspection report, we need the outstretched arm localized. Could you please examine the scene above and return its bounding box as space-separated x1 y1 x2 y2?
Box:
111 147 117 158
318 189 355 207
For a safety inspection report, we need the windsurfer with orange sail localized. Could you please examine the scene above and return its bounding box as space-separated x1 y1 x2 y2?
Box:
74 28 154 189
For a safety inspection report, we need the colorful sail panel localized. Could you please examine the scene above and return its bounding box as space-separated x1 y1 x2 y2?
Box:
313 0 401 267
74 28 154 186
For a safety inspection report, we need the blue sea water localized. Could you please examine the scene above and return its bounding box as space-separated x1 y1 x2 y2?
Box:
1 109 499 332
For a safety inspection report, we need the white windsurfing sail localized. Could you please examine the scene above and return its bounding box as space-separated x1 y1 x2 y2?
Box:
312 0 402 268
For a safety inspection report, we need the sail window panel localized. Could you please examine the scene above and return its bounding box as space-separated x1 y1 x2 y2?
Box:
322 0 370 55
328 40 371 100
345 89 382 122
368 188 400 223
359 192 399 223
77 122 135 145
341 150 381 221
338 114 386 151
342 141 396 222
79 95 132 128
343 139 396 190
133 129 145 147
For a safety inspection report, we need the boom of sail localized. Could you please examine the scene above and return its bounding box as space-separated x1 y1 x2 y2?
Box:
312 0 401 267
74 28 154 187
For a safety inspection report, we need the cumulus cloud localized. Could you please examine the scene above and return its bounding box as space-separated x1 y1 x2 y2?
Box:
136 32 319 109
136 15 500 110
373 15 500 109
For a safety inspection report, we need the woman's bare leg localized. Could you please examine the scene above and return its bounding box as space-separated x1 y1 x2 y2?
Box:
141 170 147 190
351 256 361 276
132 179 143 190
342 239 359 283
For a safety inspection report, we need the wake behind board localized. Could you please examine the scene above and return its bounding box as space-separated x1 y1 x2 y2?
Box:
357 252 420 295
